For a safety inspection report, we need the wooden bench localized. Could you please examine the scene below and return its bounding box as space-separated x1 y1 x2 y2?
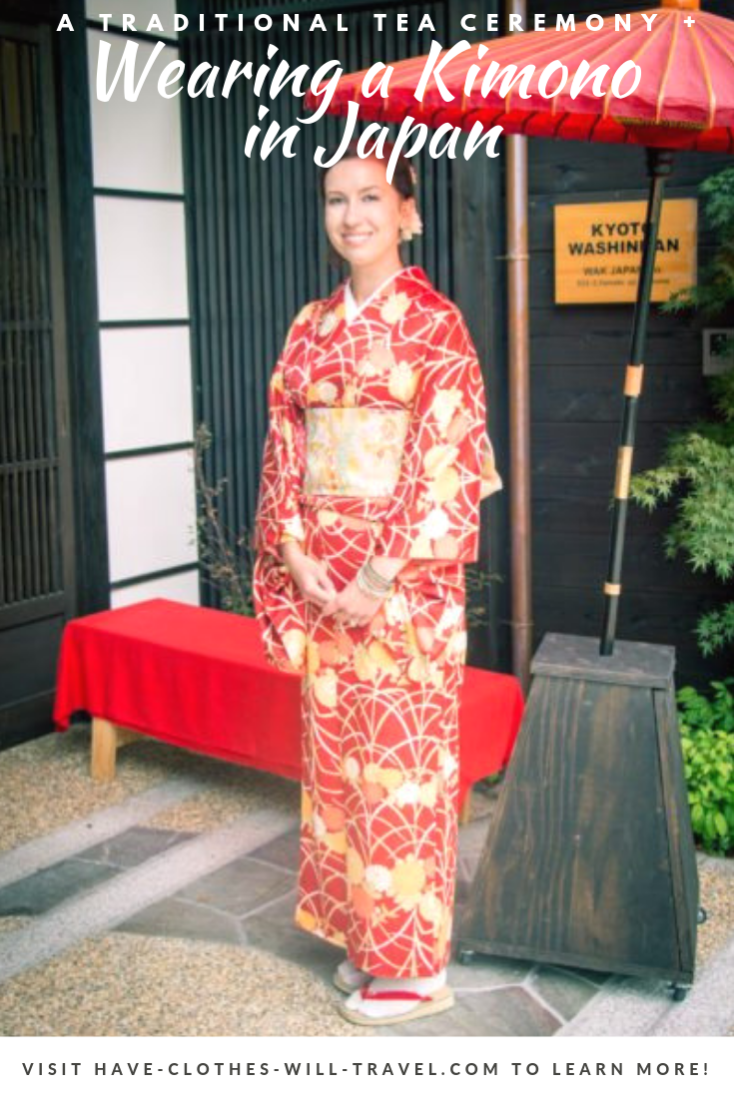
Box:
54 599 523 822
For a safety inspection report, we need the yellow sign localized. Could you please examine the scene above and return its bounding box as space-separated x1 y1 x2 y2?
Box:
554 199 697 305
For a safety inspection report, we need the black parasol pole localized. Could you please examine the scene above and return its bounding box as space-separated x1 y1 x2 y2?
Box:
600 147 676 656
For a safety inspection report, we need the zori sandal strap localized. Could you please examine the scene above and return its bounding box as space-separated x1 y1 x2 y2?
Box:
359 988 431 1002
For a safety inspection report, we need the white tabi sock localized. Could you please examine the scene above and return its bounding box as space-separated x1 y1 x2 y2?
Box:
345 969 448 1020
336 959 370 991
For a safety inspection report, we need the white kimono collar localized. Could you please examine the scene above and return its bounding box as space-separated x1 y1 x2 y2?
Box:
344 267 407 323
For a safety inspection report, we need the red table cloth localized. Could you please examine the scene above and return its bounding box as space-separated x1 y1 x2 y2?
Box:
54 599 523 807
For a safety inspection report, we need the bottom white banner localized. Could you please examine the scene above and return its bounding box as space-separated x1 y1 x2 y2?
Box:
1 1036 730 1099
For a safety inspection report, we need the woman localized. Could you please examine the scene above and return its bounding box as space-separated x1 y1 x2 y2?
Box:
253 146 501 1026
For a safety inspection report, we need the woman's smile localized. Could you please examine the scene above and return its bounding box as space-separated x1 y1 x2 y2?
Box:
323 155 415 294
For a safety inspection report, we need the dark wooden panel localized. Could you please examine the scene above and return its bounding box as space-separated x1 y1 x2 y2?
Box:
534 493 672 540
532 632 674 688
54 0 109 617
0 691 55 748
531 364 708 424
529 142 734 199
0 612 64 707
0 10 93 748
654 688 699 973
461 670 690 978
531 421 671 479
532 530 720 596
527 303 704 341
530 329 705 371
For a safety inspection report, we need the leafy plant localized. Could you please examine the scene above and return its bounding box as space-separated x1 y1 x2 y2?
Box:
630 166 734 657
194 423 256 616
465 563 502 629
662 166 734 320
677 680 734 855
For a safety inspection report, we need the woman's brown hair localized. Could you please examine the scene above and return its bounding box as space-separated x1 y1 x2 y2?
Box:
319 141 416 201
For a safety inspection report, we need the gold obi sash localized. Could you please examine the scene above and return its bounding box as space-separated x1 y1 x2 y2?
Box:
303 407 409 497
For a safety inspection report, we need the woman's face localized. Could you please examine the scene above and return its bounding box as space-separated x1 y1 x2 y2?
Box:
323 156 414 272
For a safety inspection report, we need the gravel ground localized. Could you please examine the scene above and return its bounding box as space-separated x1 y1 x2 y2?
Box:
696 862 734 967
0 726 299 852
0 932 363 1037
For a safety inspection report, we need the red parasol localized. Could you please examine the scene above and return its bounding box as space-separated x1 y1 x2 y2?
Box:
313 0 734 656
320 0 734 153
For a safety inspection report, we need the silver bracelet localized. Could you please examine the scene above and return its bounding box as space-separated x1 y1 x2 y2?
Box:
356 562 393 598
363 559 394 590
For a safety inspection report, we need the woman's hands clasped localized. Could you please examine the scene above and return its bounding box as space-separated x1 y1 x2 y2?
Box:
281 543 337 608
280 543 383 628
323 578 384 628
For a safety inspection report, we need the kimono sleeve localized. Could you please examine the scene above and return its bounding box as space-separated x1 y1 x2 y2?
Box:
372 308 501 564
254 309 311 554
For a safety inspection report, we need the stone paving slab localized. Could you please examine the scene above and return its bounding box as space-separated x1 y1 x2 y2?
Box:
651 931 734 1035
177 855 295 918
528 965 600 1020
558 975 680 1036
390 984 562 1037
457 817 492 863
0 807 294 984
241 888 342 984
80 826 195 868
0 860 118 917
448 954 532 991
117 896 244 945
0 778 204 890
246 826 301 872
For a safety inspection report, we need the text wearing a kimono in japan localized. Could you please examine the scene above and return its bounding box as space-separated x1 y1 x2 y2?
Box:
253 265 502 977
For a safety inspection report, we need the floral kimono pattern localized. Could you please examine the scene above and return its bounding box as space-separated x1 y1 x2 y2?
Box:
253 266 501 977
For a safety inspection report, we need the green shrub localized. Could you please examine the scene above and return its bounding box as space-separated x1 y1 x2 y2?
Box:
631 165 734 659
677 679 734 854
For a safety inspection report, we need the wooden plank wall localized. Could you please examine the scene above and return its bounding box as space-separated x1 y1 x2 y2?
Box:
527 1 733 687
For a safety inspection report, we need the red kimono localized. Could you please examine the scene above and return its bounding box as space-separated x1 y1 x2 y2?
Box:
253 266 501 977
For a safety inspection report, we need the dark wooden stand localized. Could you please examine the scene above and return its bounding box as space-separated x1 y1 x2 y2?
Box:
458 633 699 998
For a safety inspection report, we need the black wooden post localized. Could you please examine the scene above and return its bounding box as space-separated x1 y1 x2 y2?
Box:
600 148 676 655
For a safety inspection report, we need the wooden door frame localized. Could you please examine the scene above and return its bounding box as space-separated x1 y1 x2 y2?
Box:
1 2 108 746
51 0 109 617
2 0 108 619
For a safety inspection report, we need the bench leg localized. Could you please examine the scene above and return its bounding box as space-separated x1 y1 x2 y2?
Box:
459 787 472 826
91 719 141 782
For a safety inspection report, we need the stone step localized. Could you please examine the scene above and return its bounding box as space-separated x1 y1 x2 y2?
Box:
0 807 295 984
0 777 207 891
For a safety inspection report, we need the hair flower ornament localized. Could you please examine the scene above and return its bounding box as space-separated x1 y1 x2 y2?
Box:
400 207 423 242
399 162 422 242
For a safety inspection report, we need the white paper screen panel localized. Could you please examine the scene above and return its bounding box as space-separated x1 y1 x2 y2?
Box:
106 450 197 581
88 32 183 193
95 197 189 321
111 569 200 609
85 1 178 34
100 327 193 452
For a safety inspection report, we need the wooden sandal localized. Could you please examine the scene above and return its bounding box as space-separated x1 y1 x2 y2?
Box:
338 984 455 1026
